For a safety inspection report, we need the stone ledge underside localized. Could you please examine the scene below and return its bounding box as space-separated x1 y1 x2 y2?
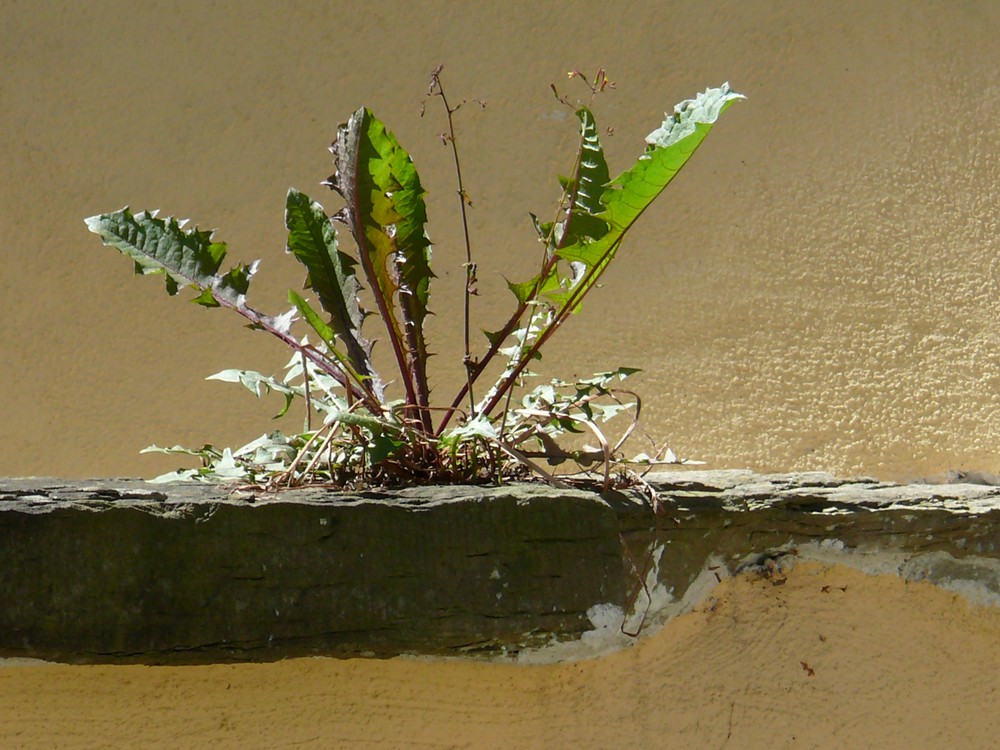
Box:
1 470 997 664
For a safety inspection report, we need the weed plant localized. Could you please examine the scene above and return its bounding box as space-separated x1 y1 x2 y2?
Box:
87 69 742 490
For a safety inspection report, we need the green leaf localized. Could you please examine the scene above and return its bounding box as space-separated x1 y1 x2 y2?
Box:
445 84 742 427
365 432 405 464
602 91 739 234
284 189 378 394
559 107 611 246
287 289 371 393
326 107 434 415
644 83 744 150
503 268 561 306
515 110 610 308
440 415 500 455
482 327 506 349
85 209 253 308
529 212 553 244
287 290 336 348
553 84 744 310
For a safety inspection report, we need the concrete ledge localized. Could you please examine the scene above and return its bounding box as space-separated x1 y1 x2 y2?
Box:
1 471 998 664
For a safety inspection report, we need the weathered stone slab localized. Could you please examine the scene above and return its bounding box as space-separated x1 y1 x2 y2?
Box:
0 471 997 664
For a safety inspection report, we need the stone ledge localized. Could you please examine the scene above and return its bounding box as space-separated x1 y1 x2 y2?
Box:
1 471 997 664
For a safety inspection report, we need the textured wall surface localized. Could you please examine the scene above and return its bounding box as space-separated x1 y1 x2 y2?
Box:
3 1 1000 479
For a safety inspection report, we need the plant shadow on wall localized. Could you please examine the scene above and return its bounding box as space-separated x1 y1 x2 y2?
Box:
86 68 742 492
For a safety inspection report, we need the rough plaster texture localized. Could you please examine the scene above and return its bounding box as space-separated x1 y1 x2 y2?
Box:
4 2 1000 481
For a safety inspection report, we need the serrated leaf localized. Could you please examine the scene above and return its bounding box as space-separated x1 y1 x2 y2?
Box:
232 431 297 466
452 86 741 426
446 415 499 442
603 84 743 234
85 208 252 308
591 403 633 422
326 107 434 416
519 109 611 311
561 107 611 241
551 84 743 310
211 448 248 479
285 189 378 396
440 415 500 455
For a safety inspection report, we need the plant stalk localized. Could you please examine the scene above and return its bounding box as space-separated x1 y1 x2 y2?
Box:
427 66 480 421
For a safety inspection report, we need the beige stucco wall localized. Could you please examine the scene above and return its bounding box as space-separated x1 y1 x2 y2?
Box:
4 1 1000 480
